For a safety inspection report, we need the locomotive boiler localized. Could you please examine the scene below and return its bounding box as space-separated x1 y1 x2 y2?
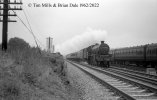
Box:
88 41 110 67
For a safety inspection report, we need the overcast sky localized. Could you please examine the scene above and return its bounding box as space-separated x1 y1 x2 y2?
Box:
0 0 157 55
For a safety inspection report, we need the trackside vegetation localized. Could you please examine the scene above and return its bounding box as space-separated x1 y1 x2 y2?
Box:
0 37 71 100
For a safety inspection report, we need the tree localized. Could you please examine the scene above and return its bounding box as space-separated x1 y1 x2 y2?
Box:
8 37 30 52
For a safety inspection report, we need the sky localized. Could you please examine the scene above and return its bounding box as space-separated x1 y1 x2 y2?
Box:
0 0 157 55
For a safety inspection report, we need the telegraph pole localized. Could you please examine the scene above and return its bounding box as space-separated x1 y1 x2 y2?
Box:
0 0 22 51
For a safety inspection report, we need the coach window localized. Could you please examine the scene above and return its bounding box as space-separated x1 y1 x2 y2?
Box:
149 49 150 55
147 49 149 54
139 49 142 55
153 49 156 55
152 49 153 54
151 49 153 55
151 49 153 54
128 50 130 55
132 50 134 55
129 50 131 55
141 50 143 55
137 50 139 55
136 50 138 55
150 49 152 55
135 49 137 54
129 50 131 54
153 49 155 55
139 50 141 55
148 49 150 54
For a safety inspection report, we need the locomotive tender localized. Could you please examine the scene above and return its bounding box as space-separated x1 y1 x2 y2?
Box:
66 41 111 67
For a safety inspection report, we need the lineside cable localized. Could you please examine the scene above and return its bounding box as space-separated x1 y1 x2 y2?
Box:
12 10 42 55
23 8 46 49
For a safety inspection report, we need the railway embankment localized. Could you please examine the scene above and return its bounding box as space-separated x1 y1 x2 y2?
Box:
0 37 76 100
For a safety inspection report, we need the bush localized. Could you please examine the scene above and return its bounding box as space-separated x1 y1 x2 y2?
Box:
8 37 30 52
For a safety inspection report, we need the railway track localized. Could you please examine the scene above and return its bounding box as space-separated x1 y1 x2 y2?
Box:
68 60 157 100
107 66 157 86
110 66 157 78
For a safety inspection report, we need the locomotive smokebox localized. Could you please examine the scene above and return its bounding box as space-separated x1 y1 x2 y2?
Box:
101 41 104 44
91 41 110 55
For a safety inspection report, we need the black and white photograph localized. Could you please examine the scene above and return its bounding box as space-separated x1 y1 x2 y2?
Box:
0 0 157 100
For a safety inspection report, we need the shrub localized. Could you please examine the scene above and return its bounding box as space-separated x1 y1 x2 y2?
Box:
8 37 30 52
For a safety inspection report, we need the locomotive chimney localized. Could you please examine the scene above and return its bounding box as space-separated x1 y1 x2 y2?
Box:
101 41 104 44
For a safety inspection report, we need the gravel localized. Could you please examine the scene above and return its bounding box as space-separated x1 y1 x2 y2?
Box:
66 62 119 100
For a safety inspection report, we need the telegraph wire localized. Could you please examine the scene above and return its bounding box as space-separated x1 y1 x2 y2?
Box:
22 9 40 49
22 8 46 49
22 9 43 52
12 10 42 54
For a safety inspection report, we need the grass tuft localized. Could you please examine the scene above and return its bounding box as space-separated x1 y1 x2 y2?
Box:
0 78 21 100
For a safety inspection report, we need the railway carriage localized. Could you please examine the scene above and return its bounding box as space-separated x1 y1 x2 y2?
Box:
112 46 146 66
77 48 88 61
66 52 78 61
146 43 157 68
110 43 157 70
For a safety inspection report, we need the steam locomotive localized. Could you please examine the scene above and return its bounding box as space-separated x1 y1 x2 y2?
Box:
66 41 111 67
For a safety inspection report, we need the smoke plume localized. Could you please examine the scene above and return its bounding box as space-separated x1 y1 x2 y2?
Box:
56 28 107 55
